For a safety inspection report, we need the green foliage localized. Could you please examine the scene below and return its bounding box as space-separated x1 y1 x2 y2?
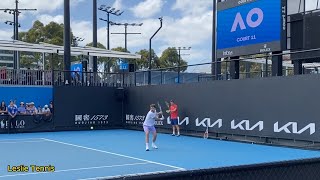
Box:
86 42 106 49
18 20 82 70
134 49 159 70
159 47 188 72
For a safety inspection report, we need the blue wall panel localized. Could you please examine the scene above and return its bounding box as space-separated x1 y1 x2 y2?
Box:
0 86 52 107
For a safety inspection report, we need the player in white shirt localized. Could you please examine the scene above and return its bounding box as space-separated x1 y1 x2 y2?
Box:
143 104 164 151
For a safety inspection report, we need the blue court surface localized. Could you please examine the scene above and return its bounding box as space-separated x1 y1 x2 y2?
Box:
0 129 320 180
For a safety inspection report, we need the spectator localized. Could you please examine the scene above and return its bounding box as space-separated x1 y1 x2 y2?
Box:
7 100 18 133
49 101 54 114
26 103 31 114
42 105 51 116
26 102 37 115
0 101 7 115
17 102 26 115
38 106 42 114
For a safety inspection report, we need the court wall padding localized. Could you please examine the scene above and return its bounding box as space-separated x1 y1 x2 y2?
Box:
0 115 54 133
124 74 320 142
53 86 123 130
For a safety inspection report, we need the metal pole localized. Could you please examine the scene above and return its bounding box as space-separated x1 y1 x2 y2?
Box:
178 49 181 83
124 25 127 51
93 0 97 73
107 13 110 73
13 12 16 40
14 0 19 69
13 12 17 69
213 0 217 80
148 18 163 85
15 1 18 40
303 0 306 49
123 25 127 87
42 52 45 70
265 55 268 77
42 52 45 85
64 0 71 84
107 13 110 50
148 39 152 85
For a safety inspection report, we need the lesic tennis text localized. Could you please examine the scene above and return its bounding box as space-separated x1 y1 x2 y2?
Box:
7 165 55 172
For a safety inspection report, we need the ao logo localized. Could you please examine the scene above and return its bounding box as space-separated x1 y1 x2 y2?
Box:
231 8 264 32
74 67 80 72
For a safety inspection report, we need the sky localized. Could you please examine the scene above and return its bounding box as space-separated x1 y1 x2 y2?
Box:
0 0 318 73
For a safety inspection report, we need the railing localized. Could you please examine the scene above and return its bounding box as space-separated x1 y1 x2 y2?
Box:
0 46 320 87
53 70 125 87
0 67 315 87
0 68 52 86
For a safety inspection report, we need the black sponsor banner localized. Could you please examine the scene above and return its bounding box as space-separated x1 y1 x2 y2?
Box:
53 86 122 128
124 74 320 142
0 115 53 133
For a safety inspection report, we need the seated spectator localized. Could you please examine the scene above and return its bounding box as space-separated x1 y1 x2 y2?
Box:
38 106 43 114
42 105 51 116
7 100 18 133
49 101 54 114
26 102 37 115
17 102 26 115
0 101 7 115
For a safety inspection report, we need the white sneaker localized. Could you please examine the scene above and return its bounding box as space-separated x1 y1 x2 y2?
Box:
146 147 149 151
152 143 158 149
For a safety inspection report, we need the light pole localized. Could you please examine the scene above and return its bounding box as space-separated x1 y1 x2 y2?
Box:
98 5 123 50
93 0 97 73
4 20 20 38
148 17 163 85
99 5 123 73
110 22 143 51
72 36 84 47
110 22 142 86
1 5 37 69
212 0 218 80
64 0 71 84
172 47 191 83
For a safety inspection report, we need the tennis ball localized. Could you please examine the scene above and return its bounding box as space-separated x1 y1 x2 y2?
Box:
90 126 93 130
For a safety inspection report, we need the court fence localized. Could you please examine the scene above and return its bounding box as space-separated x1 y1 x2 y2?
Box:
0 46 319 88
106 157 320 180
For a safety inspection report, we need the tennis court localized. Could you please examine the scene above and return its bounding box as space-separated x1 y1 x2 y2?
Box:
1 129 320 180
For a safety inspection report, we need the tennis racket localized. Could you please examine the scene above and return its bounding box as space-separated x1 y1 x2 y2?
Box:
203 126 209 139
157 101 164 119
165 101 170 114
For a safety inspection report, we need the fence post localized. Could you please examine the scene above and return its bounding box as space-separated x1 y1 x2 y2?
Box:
160 70 163 85
122 70 125 87
134 71 137 86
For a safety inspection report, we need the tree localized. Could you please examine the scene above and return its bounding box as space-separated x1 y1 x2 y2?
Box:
159 47 188 72
86 42 106 49
135 49 159 70
18 20 76 70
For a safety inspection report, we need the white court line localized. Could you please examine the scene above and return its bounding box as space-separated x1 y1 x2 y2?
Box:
0 138 45 142
0 140 46 144
41 138 185 170
0 162 150 178
78 169 185 180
